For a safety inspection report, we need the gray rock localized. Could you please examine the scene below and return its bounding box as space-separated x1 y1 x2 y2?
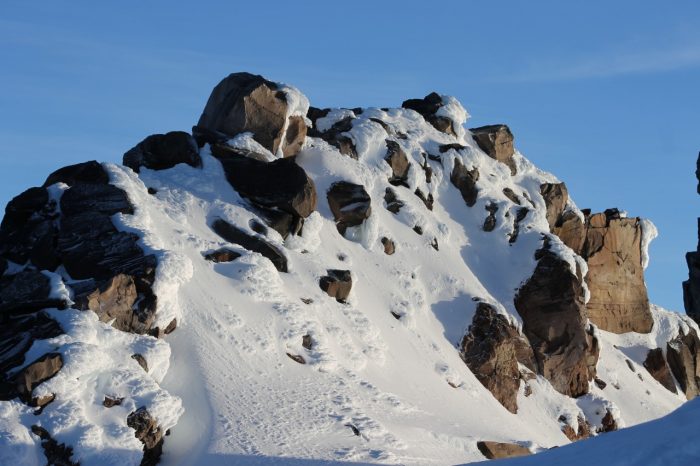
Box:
43 160 109 187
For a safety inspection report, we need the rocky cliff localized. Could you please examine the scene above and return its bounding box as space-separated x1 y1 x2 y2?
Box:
0 72 696 466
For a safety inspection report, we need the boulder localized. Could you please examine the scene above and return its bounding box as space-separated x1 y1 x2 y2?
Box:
381 237 395 255
402 92 457 136
502 188 521 205
643 348 677 394
384 140 410 186
319 269 352 303
561 415 593 442
0 270 66 316
326 182 371 235
43 160 109 187
197 72 307 157
470 125 516 175
666 329 700 400
127 407 165 466
599 410 619 433
211 219 288 272
514 239 599 397
414 188 434 211
123 131 201 173
552 210 587 254
12 353 63 404
60 182 134 217
384 187 404 214
476 441 531 460
460 303 535 413
0 257 6 276
540 183 568 230
450 158 479 207
0 312 62 377
508 207 529 244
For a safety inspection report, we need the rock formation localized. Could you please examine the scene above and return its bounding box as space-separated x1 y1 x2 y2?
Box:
326 182 371 235
470 125 516 175
683 152 700 325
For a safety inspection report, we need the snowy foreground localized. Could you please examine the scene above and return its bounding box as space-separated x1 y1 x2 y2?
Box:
0 79 696 465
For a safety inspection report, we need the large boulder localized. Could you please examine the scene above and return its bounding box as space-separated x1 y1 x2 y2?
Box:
666 329 700 400
514 239 599 397
643 348 677 394
326 182 371 235
460 303 535 413
307 113 357 159
450 158 479 207
43 160 109 187
123 131 201 173
470 125 516 175
402 92 457 136
197 72 307 157
211 219 288 273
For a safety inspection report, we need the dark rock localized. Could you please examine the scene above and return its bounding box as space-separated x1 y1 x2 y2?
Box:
450 158 479 207
147 187 158 195
203 248 242 263
31 425 78 466
191 125 230 148
439 143 466 153
60 182 134 217
483 203 498 232
327 182 371 235
643 348 677 394
345 423 361 436
666 329 700 399
460 303 535 414
300 298 313 305
594 377 607 390
319 269 352 303
103 396 124 408
132 354 148 372
402 92 457 136
302 334 313 350
0 312 62 377
209 140 270 163
197 72 307 157
508 207 529 244
370 117 390 134
286 353 306 364
431 237 439 251
0 187 49 232
625 359 636 372
127 407 165 466
211 219 288 272
384 187 404 214
540 183 568 230
124 131 201 173
249 219 268 235
599 410 618 433
381 237 395 255
476 441 531 460
11 353 63 404
0 270 66 316
683 154 700 324
414 188 434 210
502 188 520 205
255 207 304 239
514 240 598 397
43 161 109 187
470 125 516 175
385 140 410 186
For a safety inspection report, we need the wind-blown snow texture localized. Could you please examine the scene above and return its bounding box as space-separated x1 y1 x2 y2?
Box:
1 81 695 466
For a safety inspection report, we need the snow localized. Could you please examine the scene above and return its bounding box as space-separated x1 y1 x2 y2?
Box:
640 218 658 269
1 89 691 466
316 109 357 133
435 94 470 140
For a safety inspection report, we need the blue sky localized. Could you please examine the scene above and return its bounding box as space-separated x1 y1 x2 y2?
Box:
1 0 698 312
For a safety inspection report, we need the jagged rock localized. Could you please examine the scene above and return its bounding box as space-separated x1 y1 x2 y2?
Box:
414 188 434 210
483 203 498 232
127 407 164 466
308 115 358 158
381 237 395 255
384 140 410 186
402 92 457 136
197 72 307 157
31 425 78 466
384 187 404 214
203 248 242 263
123 131 201 173
327 182 371 235
561 414 593 441
212 149 317 222
470 125 516 175
9 353 63 404
302 334 313 350
476 441 531 460
211 219 288 272
514 239 598 397
502 188 521 205
666 329 700 399
60 182 133 217
540 183 568 230
0 270 66 316
643 348 677 394
43 160 109 187
319 269 352 303
460 303 535 413
552 210 587 254
451 158 479 207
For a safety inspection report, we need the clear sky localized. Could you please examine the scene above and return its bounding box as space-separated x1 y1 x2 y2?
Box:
1 0 698 313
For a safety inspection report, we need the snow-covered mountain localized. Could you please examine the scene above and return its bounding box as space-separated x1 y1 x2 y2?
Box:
1 72 699 466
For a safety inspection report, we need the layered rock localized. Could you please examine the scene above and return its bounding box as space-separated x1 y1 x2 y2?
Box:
643 348 677 394
211 219 288 273
476 441 531 460
123 131 201 173
666 329 700 399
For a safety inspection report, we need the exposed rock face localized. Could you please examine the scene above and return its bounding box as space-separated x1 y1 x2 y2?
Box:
460 303 535 413
127 407 165 466
666 329 700 399
123 131 201 173
307 112 357 158
451 158 479 207
643 348 677 394
319 269 352 303
211 219 288 272
683 152 700 325
470 125 516 175
326 182 371 235
43 160 109 187
514 240 599 397
384 140 410 186
402 92 457 136
0 312 62 377
476 441 531 460
540 183 568 229
0 269 66 315
197 72 307 157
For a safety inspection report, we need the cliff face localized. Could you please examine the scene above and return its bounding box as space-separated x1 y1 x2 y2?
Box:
0 72 693 466
683 153 700 325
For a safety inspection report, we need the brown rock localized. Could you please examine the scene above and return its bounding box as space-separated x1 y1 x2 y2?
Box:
197 72 307 157
319 269 352 303
286 353 306 364
381 237 395 255
666 329 700 399
599 410 618 433
73 274 145 332
127 407 164 466
103 396 124 408
327 182 371 235
540 183 568 230
643 348 677 394
483 203 498 232
132 354 148 372
552 210 587 254
502 188 521 205
450 158 479 207
460 303 535 413
470 125 516 175
13 353 63 404
302 334 313 350
476 441 531 460
384 140 410 186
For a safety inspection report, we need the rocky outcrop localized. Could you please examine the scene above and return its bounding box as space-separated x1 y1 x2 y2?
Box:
0 270 66 315
384 140 410 186
460 303 535 413
683 152 700 325
665 329 700 399
197 72 307 157
451 158 479 207
127 407 165 466
643 348 677 394
470 125 516 175
402 92 458 136
476 441 531 460
123 131 201 173
540 183 568 229
514 239 599 397
326 182 371 235
319 269 352 303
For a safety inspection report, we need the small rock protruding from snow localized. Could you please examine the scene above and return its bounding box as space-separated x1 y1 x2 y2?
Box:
326 182 372 236
319 269 353 303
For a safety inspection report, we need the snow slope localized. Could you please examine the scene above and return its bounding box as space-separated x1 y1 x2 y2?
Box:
1 85 695 466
